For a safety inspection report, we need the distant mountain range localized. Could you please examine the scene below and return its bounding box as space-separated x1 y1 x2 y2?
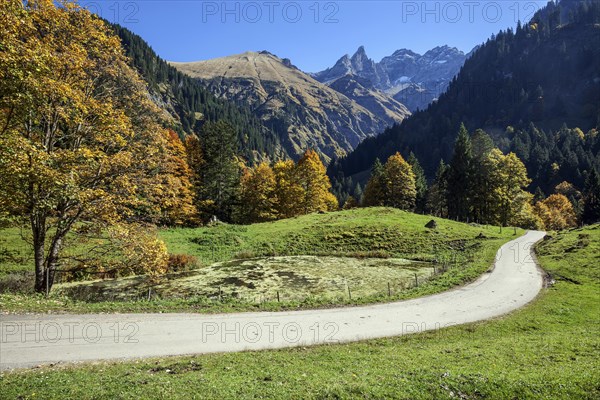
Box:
313 45 471 111
170 51 410 162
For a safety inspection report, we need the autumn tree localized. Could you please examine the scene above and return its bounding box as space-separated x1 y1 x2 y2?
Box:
382 152 417 210
487 150 532 227
362 158 385 207
146 130 198 226
555 181 583 220
512 194 544 230
296 150 338 213
0 0 176 292
535 194 578 230
273 159 304 218
239 162 277 223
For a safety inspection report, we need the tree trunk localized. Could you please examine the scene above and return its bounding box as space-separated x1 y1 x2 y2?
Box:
44 235 63 293
32 214 47 293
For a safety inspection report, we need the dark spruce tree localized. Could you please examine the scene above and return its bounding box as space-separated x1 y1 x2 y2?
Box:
199 121 241 222
447 124 473 221
582 168 600 224
362 158 385 206
407 152 428 213
470 129 495 223
426 160 449 218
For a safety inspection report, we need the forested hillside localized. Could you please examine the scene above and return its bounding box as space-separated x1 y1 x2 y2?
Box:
110 24 287 162
330 0 600 197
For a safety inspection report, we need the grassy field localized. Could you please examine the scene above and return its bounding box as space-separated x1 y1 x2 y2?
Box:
55 256 436 302
0 208 521 313
1 225 598 399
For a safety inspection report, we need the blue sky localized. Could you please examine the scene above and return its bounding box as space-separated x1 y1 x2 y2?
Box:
90 0 550 72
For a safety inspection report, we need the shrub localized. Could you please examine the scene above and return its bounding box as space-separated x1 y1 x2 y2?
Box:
234 250 256 259
168 254 199 272
0 272 35 293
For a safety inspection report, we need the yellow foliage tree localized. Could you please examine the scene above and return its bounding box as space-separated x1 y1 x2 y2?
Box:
146 130 198 226
273 159 304 219
0 0 179 292
535 194 578 230
486 150 532 227
382 152 417 210
296 150 339 213
239 162 278 223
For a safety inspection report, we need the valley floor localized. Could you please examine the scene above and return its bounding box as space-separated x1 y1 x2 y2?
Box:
1 225 598 398
0 231 544 370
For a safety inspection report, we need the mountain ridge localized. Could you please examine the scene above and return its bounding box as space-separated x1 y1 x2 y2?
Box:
170 51 410 162
314 45 470 111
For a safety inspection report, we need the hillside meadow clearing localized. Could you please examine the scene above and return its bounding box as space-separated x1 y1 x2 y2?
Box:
1 208 521 313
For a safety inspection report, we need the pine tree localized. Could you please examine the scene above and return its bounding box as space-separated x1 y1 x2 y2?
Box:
427 160 449 217
471 129 495 159
407 152 428 213
362 158 386 207
184 133 205 200
198 121 240 221
582 168 600 224
353 183 363 204
470 129 495 223
533 186 546 202
342 196 358 210
447 123 473 221
382 152 417 210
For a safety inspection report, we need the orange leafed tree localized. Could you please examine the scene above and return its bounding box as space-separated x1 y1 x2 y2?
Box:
535 194 578 230
0 0 191 292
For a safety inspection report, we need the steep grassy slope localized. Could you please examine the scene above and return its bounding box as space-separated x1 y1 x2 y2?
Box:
2 226 598 398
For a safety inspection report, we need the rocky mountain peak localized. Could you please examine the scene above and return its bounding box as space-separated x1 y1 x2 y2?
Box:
315 44 471 111
351 46 368 62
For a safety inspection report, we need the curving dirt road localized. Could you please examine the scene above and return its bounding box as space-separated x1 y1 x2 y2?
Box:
0 231 546 370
